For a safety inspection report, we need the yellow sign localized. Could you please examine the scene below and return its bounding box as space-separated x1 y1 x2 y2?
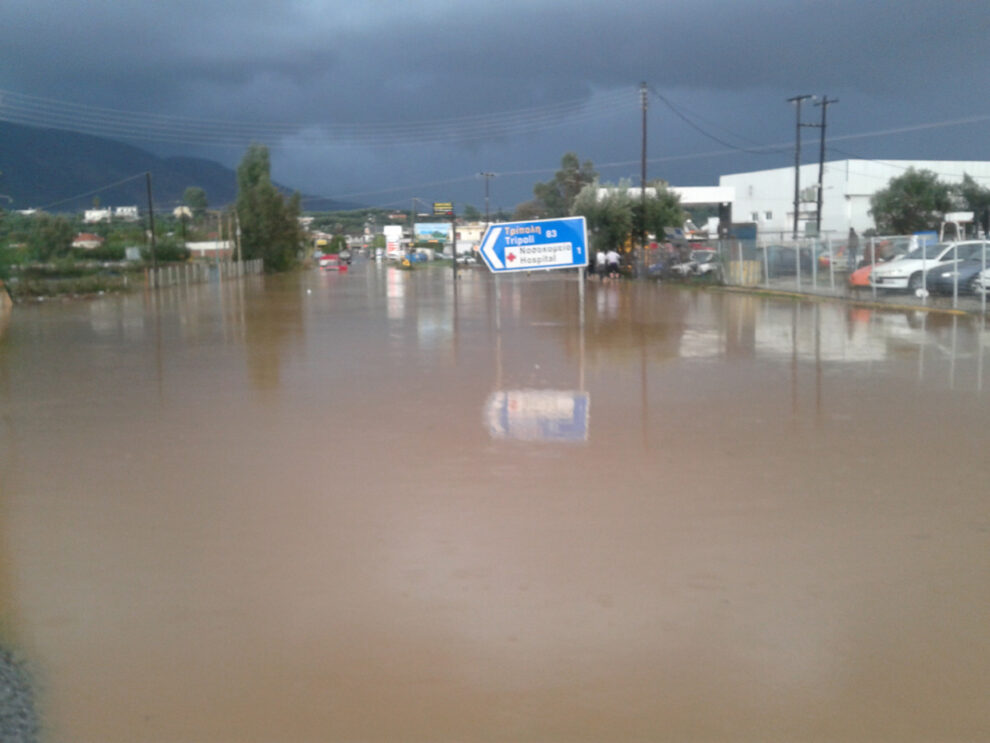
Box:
433 202 453 215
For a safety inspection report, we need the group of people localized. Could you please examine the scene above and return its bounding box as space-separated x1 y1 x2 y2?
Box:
593 249 622 280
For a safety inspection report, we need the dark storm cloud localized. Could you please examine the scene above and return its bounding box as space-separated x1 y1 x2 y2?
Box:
3 0 990 204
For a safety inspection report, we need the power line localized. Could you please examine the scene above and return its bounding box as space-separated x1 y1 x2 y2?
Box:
36 172 148 211
0 86 634 134
650 87 788 155
0 87 635 148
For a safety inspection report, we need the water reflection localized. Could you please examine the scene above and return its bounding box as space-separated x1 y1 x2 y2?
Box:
485 390 590 442
243 276 304 392
0 291 10 343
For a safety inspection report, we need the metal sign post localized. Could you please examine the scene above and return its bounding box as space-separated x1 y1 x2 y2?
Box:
434 201 455 279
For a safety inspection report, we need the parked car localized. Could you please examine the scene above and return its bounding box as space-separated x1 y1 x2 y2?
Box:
818 244 852 272
646 257 669 279
762 245 815 277
848 239 915 287
924 242 990 294
870 240 988 291
669 249 720 278
971 269 990 295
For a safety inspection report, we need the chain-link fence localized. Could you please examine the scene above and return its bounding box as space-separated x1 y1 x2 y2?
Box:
708 235 990 314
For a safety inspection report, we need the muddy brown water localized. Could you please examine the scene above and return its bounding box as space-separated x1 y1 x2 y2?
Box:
1 263 988 742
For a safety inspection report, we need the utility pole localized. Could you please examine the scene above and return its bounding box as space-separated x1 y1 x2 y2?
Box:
234 211 242 264
640 81 648 274
787 95 813 239
451 204 457 281
216 211 223 268
480 172 495 227
814 96 838 236
145 171 157 271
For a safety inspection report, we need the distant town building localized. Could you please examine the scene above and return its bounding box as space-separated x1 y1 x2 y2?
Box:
84 208 112 223
84 206 140 223
173 206 193 219
71 233 105 250
185 241 234 259
455 221 486 246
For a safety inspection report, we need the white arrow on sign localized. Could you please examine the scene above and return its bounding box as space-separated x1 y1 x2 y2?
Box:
481 226 503 269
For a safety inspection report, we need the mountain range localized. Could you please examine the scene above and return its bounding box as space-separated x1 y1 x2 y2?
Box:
0 121 353 213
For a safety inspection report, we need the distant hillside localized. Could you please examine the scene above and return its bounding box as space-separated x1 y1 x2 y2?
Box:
0 121 355 213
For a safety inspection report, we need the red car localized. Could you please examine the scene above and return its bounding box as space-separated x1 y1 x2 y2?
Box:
318 254 347 272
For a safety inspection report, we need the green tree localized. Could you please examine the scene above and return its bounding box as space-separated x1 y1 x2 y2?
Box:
532 153 598 217
183 187 208 217
462 204 481 221
953 173 990 233
572 182 633 254
870 168 952 234
634 180 685 241
235 145 303 272
572 180 685 255
511 200 544 221
28 213 74 261
328 234 347 253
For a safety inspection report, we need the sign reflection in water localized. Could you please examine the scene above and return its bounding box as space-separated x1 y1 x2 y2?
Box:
485 390 590 442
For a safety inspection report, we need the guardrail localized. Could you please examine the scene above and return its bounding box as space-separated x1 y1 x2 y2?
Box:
146 259 263 288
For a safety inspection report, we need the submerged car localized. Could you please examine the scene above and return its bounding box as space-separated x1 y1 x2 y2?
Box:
870 240 989 291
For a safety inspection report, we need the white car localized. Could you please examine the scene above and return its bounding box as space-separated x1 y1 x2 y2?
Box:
870 240 988 291
669 249 720 278
970 267 990 295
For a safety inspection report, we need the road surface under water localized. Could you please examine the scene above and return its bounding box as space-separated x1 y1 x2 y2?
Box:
1 262 988 742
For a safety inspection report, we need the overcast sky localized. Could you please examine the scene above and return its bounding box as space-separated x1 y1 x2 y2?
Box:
3 0 990 210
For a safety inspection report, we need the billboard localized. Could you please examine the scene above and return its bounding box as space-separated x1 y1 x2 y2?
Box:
414 222 453 245
383 225 403 255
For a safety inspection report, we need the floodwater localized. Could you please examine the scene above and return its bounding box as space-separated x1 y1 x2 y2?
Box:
1 261 988 742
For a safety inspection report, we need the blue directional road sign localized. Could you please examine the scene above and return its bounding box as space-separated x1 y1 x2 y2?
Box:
479 217 588 273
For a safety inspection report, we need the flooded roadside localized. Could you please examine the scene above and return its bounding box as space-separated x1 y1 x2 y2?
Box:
0 283 11 341
0 263 988 741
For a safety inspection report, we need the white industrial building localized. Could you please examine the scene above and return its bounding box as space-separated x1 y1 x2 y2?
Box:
719 159 990 239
